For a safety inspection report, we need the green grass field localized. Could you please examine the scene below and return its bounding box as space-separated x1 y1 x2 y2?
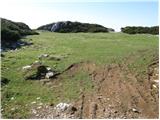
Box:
1 32 158 118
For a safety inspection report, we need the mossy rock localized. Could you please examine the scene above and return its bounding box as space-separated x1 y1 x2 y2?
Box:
23 65 48 80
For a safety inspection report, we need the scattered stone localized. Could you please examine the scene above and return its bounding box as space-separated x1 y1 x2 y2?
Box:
31 101 36 104
32 109 37 114
11 97 15 100
39 103 43 106
33 61 41 65
54 103 70 112
45 105 49 109
36 97 41 100
23 65 48 80
38 54 49 59
132 108 139 113
45 72 54 79
37 106 42 109
155 73 159 76
152 84 157 88
46 67 52 71
107 98 110 101
22 65 32 70
97 95 103 99
23 60 58 80
153 80 159 83
11 108 15 111
108 104 112 107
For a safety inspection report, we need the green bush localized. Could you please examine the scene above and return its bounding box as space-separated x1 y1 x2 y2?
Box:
121 26 159 35
1 28 21 41
1 18 39 48
1 18 38 40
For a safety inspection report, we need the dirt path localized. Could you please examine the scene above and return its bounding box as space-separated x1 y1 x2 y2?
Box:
65 61 159 118
30 60 159 119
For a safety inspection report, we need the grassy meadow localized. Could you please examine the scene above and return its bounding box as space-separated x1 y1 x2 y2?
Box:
1 32 158 118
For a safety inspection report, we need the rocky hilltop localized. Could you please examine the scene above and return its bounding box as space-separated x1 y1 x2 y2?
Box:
37 21 114 33
1 18 38 50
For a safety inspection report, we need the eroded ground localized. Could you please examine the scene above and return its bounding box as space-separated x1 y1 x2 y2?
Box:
31 58 159 119
2 33 158 119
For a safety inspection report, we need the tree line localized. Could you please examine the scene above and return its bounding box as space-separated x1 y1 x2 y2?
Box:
121 26 159 35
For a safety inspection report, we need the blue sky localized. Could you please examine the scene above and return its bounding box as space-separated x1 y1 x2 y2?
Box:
0 0 158 31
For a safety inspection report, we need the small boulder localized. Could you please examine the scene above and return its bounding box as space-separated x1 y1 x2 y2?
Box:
45 72 54 79
46 67 52 71
152 84 157 88
38 54 49 59
23 61 58 80
54 103 70 112
22 65 32 70
23 65 48 80
32 61 41 65
132 108 139 113
153 80 159 83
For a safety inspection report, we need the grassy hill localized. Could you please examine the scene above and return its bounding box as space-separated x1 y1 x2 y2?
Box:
37 21 114 33
1 18 38 49
1 31 158 118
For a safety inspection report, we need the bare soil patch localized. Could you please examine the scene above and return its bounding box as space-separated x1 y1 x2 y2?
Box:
31 59 159 119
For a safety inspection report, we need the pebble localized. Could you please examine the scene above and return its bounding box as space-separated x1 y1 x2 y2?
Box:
32 109 37 114
97 95 103 99
11 108 15 111
152 84 157 88
31 101 36 104
38 54 49 59
155 73 159 76
132 108 139 113
37 106 42 109
34 60 39 63
22 65 31 70
47 67 52 71
11 97 15 100
46 105 49 108
153 80 159 83
36 97 41 100
46 72 54 79
39 103 43 106
54 103 70 112
107 98 110 101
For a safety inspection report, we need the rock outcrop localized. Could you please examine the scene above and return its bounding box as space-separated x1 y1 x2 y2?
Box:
22 61 57 80
37 21 114 33
1 18 38 50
